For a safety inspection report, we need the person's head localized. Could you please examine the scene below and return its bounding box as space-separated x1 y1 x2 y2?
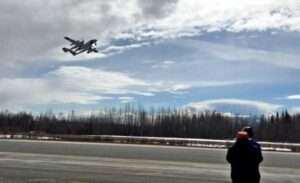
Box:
236 131 249 141
242 126 253 138
236 131 249 143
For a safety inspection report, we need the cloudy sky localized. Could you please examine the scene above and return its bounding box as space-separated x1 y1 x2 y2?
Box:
1 0 300 115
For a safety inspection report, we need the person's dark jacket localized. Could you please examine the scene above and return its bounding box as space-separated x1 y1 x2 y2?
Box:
226 139 263 183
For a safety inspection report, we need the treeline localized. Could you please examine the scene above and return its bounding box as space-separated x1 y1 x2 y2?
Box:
0 106 299 142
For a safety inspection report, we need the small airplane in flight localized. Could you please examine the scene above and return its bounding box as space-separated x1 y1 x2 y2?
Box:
62 36 98 56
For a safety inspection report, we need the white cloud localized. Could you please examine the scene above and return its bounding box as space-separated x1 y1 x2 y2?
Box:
119 97 135 103
171 84 191 91
101 42 151 56
165 0 300 32
199 41 300 69
137 0 178 20
1 0 299 112
47 66 147 94
152 60 176 69
285 95 300 100
0 78 112 107
47 67 244 96
185 99 282 115
0 64 251 109
192 80 250 87
1 0 300 66
0 66 150 108
146 80 249 95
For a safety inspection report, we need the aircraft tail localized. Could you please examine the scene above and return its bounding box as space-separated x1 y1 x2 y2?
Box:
62 48 69 52
87 48 98 54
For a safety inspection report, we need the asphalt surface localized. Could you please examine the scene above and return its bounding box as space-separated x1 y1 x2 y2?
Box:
0 140 299 183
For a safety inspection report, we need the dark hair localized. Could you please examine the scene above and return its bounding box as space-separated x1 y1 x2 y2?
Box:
242 126 253 138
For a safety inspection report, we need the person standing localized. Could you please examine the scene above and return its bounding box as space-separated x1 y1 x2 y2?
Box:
226 127 263 183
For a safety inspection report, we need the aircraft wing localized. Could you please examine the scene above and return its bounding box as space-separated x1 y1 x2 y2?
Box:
64 36 80 45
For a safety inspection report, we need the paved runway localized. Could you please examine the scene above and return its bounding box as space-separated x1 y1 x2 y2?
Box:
0 140 299 183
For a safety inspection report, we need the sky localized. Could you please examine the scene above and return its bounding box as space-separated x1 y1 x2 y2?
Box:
1 0 300 116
